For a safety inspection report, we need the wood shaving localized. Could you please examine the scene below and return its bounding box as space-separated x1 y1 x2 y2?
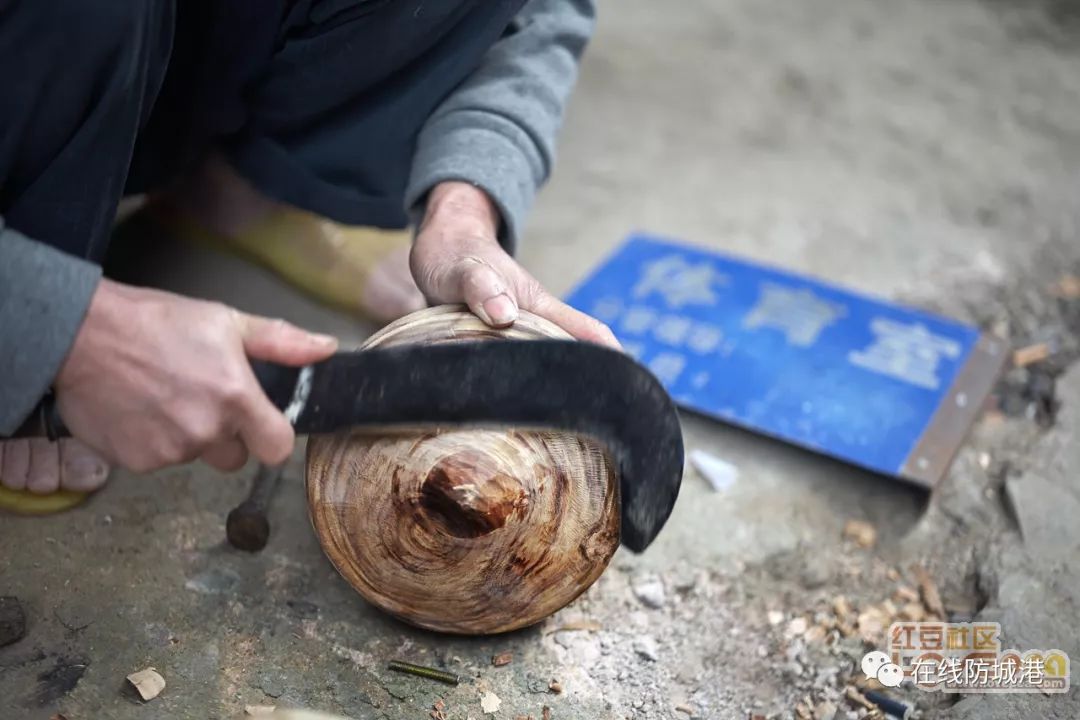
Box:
844 686 876 711
1051 274 1080 298
843 520 877 549
893 584 919 603
126 667 165 701
912 563 947 618
1013 343 1051 368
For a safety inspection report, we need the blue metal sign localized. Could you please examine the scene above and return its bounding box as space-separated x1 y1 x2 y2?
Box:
565 234 1005 485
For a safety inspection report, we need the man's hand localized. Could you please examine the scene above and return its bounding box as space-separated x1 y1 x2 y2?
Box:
410 182 619 347
53 279 338 473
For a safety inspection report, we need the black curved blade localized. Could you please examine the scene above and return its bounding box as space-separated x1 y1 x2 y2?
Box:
277 340 685 552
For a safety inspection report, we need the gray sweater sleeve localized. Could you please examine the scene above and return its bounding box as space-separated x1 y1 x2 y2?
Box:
0 221 101 434
403 0 596 253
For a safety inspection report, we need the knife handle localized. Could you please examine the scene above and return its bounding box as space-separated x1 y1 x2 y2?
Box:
6 361 305 440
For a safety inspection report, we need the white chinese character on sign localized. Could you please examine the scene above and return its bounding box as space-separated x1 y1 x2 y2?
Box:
742 282 846 347
590 297 623 323
848 318 961 390
686 323 723 354
620 305 658 335
653 315 693 346
633 255 727 308
648 352 686 385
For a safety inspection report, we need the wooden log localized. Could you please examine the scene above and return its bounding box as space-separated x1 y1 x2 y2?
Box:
306 305 621 634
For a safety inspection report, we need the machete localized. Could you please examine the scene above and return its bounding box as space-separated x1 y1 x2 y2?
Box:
12 340 684 552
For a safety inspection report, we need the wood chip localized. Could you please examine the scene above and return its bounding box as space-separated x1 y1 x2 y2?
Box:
431 698 448 720
795 702 812 719
245 706 276 717
844 686 876 711
675 704 694 715
893 584 919 603
491 652 513 667
542 707 552 720
899 601 925 621
832 595 852 620
1013 342 1050 368
548 680 563 694
843 520 877 549
126 667 165 701
857 606 889 643
480 691 501 714
912 563 946 619
1051 274 1080 298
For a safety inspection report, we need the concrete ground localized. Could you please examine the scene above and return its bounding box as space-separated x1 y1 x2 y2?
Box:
3 0 1079 718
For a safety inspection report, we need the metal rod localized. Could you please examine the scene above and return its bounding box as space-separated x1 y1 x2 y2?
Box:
387 660 460 686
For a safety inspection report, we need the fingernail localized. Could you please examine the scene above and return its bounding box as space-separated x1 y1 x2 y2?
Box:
311 333 338 347
64 457 108 480
482 294 518 326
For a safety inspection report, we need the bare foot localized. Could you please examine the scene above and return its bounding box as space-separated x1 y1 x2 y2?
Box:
0 438 110 494
163 155 426 324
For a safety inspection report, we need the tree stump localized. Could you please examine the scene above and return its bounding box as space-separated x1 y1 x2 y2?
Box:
306 305 621 634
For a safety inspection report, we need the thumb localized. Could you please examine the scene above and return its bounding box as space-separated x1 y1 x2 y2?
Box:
234 312 339 366
448 256 520 328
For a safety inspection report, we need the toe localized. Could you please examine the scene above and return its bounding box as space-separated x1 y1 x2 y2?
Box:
1 439 31 491
26 439 61 494
60 440 111 492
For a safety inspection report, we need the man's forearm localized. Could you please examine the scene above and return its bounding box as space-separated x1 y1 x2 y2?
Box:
0 222 101 434
404 0 596 253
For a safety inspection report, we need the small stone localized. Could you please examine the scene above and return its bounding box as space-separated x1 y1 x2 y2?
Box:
481 692 501 714
0 596 27 648
631 575 667 609
787 617 808 636
814 700 838 720
800 555 832 589
803 625 827 644
842 520 877 549
548 680 563 694
634 636 660 661
857 607 889 643
256 671 286 698
126 667 165 701
767 610 784 626
491 652 513 667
